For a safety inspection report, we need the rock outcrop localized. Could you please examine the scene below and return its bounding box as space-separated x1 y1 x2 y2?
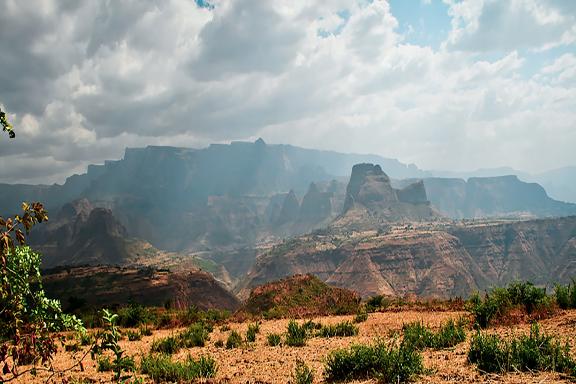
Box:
299 182 332 224
339 164 436 226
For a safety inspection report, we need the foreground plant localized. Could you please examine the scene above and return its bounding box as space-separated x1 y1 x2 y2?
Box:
402 318 466 350
293 358 314 384
324 339 423 382
140 353 217 383
92 309 135 381
468 323 576 376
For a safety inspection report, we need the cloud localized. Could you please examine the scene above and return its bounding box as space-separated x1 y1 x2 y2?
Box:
0 0 575 184
444 0 576 52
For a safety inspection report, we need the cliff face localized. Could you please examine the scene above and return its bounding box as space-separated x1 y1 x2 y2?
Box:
42 266 241 311
338 164 436 227
239 216 576 298
423 176 576 218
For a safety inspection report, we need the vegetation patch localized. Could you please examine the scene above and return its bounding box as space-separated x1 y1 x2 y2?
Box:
555 280 576 309
140 353 217 383
317 321 359 338
324 340 423 383
468 281 554 328
468 323 576 376
402 318 466 350
267 333 282 346
150 321 211 354
240 274 360 319
293 358 314 384
226 330 243 349
286 320 308 347
246 322 260 342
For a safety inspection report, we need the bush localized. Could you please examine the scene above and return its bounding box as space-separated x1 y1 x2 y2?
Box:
97 355 114 372
179 323 210 348
365 295 388 312
286 320 307 347
293 358 314 384
318 321 359 338
267 333 282 346
468 281 552 328
214 339 224 348
127 330 142 341
118 303 153 327
403 318 466 350
226 330 243 349
324 340 423 382
140 326 153 336
468 323 576 376
140 354 217 382
354 310 368 323
555 280 576 309
246 323 260 342
151 336 180 355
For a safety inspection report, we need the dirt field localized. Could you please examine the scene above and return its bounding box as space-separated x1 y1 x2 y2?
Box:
12 309 576 383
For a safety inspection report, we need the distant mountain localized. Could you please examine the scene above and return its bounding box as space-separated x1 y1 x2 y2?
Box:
428 166 576 203
410 176 576 219
240 216 576 298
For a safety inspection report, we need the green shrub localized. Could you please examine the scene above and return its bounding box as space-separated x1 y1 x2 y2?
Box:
118 303 152 327
246 323 260 342
267 333 282 346
468 323 576 376
179 323 210 348
140 354 217 382
318 321 359 338
468 281 552 328
354 310 368 323
286 320 307 347
139 326 153 336
220 324 231 332
226 330 243 349
293 358 314 384
78 330 95 346
555 280 576 309
403 318 466 350
302 320 322 333
365 295 388 312
214 339 224 348
151 336 180 355
127 330 142 341
324 340 423 382
97 355 114 372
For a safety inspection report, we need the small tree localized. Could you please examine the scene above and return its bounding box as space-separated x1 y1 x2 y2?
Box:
0 107 83 380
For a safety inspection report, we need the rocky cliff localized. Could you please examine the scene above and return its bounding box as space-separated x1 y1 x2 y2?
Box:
239 216 576 298
337 164 436 227
420 176 576 218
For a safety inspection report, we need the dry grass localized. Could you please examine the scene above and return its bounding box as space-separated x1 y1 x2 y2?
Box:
10 309 576 383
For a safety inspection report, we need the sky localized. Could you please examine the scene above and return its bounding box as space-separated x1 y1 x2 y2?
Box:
0 0 575 184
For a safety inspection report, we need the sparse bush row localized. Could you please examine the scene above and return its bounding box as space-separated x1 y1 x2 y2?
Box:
402 318 466 350
324 340 423 382
555 280 576 309
140 353 217 383
468 323 576 377
468 281 553 328
151 322 211 354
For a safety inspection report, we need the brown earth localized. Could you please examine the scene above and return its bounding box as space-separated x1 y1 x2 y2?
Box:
11 309 576 383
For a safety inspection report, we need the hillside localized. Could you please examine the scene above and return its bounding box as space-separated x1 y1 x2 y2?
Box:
238 274 360 318
239 216 576 298
42 265 241 311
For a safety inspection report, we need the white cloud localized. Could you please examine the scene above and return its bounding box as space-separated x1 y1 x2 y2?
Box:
0 0 575 183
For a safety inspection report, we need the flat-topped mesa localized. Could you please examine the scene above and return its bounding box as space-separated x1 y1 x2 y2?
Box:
343 163 398 212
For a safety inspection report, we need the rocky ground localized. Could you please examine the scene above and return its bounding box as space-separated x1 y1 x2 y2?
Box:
12 309 576 383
